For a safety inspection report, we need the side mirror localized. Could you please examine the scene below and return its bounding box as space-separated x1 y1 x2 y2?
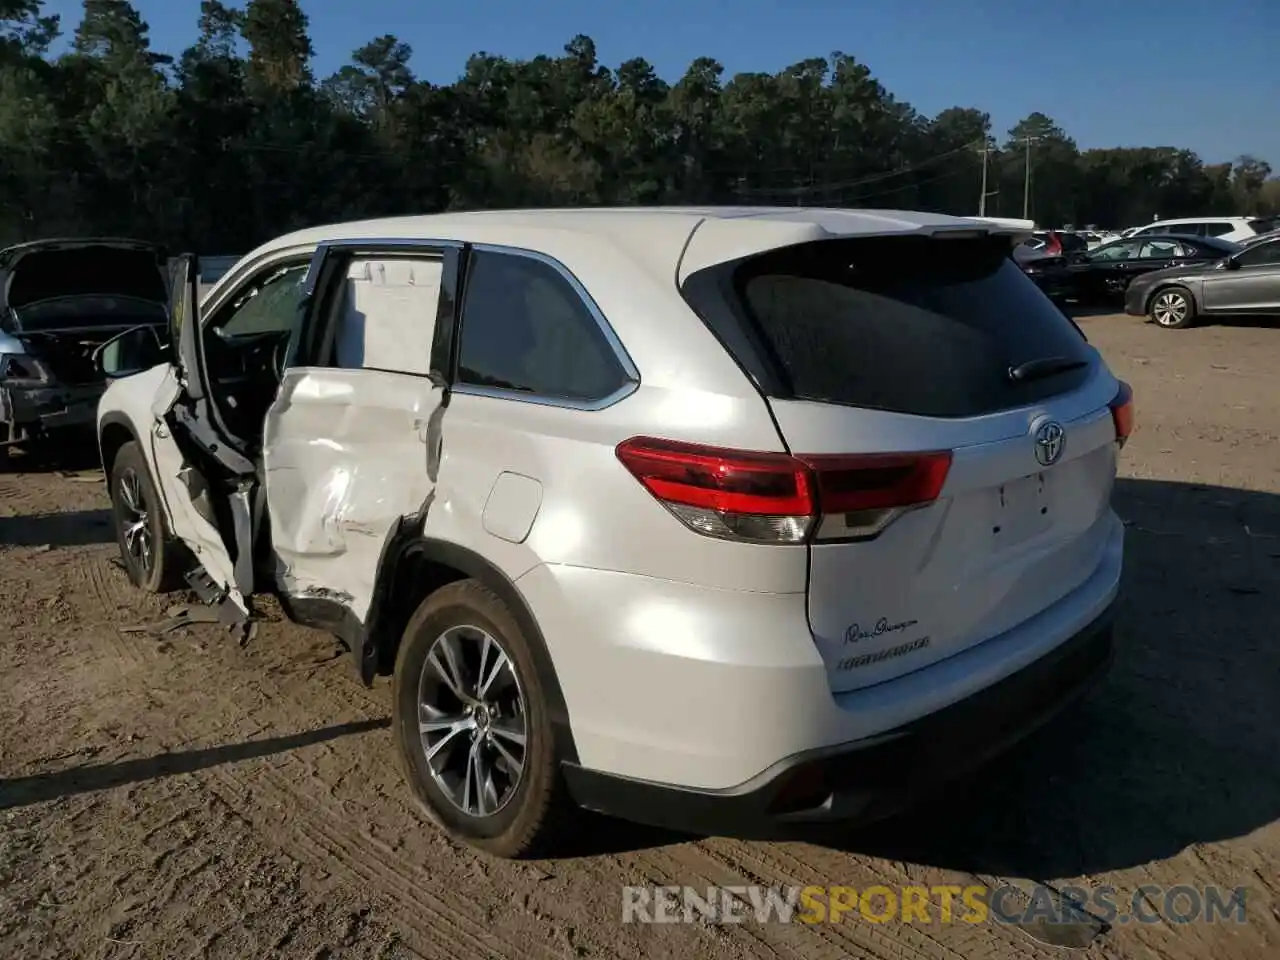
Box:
1221 256 1242 271
93 324 167 380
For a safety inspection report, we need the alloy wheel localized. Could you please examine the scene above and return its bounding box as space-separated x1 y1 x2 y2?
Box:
416 625 528 818
1152 292 1188 327
117 468 153 577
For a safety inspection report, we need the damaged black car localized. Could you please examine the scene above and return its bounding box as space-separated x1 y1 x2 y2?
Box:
0 238 169 464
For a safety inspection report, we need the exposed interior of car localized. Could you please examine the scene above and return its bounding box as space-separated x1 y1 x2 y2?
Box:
201 261 309 446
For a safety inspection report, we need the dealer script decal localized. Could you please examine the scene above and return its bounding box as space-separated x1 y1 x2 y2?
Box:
844 617 919 645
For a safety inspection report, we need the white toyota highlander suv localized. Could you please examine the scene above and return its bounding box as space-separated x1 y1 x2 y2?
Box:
93 207 1132 858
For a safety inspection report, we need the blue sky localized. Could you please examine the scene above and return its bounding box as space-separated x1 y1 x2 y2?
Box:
42 0 1280 166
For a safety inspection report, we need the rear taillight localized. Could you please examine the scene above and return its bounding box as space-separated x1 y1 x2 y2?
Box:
1109 381 1134 448
615 437 952 544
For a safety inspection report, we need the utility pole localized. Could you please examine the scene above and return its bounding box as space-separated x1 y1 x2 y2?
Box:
978 146 988 216
1022 135 1042 220
976 142 999 216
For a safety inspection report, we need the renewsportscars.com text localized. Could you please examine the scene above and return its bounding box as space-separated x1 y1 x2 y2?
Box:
621 884 1249 927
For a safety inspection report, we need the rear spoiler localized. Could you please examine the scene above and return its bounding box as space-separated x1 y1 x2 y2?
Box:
963 217 1036 241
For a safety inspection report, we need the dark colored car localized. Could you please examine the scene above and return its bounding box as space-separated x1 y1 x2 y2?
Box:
0 238 169 463
1027 234 1240 304
1013 230 1088 264
1124 234 1280 329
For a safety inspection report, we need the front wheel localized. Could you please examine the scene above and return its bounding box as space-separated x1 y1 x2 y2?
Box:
108 440 185 592
1148 287 1197 329
392 579 572 858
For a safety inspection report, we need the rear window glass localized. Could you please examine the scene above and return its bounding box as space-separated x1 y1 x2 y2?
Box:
718 236 1094 418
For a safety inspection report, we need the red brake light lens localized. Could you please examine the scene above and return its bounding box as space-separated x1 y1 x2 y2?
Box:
798 451 953 514
615 438 952 544
1109 381 1134 446
614 437 813 515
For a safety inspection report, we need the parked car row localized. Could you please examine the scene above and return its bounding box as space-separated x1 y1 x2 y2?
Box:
1012 215 1280 328
1124 216 1274 244
1123 231 1280 328
1018 233 1239 301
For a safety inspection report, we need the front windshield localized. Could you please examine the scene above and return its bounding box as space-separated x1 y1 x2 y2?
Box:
12 295 168 333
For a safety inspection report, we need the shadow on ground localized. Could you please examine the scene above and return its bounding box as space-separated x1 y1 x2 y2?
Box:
0 508 114 547
1065 303 1128 319
0 428 103 474
0 718 392 810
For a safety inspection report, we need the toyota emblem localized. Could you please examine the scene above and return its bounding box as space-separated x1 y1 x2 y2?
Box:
1033 420 1065 466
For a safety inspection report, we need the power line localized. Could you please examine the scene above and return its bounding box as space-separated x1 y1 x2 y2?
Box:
844 165 972 204
734 138 985 197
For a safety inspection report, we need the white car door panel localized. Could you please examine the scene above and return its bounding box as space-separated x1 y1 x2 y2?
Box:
264 367 444 619
144 255 251 611
263 245 457 623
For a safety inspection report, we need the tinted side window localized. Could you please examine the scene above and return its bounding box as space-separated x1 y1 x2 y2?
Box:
1093 241 1140 261
1235 239 1280 267
456 250 631 402
1139 240 1180 259
1204 222 1236 237
722 236 1093 419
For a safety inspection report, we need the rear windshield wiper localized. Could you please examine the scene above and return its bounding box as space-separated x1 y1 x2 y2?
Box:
1007 356 1090 383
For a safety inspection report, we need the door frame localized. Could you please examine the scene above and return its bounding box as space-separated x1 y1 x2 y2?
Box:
291 237 465 380
263 237 467 649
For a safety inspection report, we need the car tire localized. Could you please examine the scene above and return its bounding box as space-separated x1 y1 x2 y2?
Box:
392 578 572 859
1148 286 1197 329
108 440 185 592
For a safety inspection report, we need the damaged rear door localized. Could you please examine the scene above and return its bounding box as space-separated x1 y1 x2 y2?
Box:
147 254 256 615
261 239 462 624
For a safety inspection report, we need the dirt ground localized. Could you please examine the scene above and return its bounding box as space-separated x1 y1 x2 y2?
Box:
1 312 1278 960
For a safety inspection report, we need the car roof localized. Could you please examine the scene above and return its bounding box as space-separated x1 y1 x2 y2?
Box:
245 207 1035 285
1145 216 1248 225
1110 233 1237 251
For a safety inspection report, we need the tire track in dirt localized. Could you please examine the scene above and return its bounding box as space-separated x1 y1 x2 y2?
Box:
694 838 1054 960
199 750 511 960
108 614 541 960
5 770 416 959
77 554 154 673
0 476 38 517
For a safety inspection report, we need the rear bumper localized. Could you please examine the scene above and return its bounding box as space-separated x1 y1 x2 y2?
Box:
0 382 102 441
564 601 1115 838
